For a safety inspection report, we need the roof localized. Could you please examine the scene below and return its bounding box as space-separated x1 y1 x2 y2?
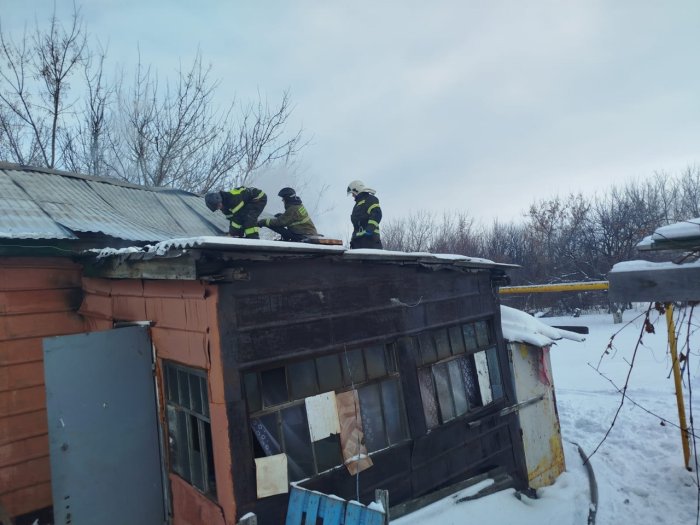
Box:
500 305 585 347
637 217 700 251
86 236 518 279
0 162 229 243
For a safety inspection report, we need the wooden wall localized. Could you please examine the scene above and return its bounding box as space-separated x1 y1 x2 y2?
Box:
0 257 85 518
79 277 235 525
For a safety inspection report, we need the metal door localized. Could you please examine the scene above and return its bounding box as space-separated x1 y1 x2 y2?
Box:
44 326 166 525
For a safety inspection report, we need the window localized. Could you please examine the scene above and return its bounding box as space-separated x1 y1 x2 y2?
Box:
417 319 504 429
164 362 216 496
244 344 409 482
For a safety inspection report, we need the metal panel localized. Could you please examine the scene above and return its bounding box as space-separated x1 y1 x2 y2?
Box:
509 342 565 488
43 326 165 525
0 171 76 239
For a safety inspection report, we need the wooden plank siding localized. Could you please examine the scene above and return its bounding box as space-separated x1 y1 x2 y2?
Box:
80 277 237 525
0 257 85 518
214 257 527 524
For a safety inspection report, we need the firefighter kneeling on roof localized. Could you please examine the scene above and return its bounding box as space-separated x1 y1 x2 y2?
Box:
205 187 267 239
257 187 319 242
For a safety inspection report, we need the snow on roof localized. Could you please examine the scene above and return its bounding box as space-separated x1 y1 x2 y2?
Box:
610 258 700 273
88 236 515 270
500 305 585 347
0 163 229 242
637 217 700 250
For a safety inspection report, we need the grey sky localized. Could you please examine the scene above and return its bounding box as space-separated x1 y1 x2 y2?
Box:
3 1 699 239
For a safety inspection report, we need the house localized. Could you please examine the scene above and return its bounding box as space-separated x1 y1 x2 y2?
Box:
1 162 536 525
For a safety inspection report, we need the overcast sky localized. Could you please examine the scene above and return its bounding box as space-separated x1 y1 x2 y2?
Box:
3 1 700 239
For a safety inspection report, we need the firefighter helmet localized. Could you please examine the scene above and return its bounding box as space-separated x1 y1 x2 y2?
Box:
204 192 222 211
278 187 296 199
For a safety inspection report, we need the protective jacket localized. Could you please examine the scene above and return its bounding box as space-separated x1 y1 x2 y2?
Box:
260 196 318 236
350 192 382 249
221 187 267 238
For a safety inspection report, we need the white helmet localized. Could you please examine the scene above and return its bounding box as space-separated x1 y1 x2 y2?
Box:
347 180 375 196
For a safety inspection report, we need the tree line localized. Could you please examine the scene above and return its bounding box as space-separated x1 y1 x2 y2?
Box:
383 169 700 313
0 7 305 193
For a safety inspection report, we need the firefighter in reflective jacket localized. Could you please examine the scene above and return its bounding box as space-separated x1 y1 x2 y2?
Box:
257 187 319 242
204 187 267 239
347 180 383 249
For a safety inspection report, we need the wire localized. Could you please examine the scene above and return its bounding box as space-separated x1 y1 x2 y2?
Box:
342 345 362 502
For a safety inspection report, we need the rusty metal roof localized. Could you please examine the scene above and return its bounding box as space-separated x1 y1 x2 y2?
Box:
0 163 229 242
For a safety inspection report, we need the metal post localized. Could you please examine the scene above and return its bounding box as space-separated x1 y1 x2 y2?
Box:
666 303 691 468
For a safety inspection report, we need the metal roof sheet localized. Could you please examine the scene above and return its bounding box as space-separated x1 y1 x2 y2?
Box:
0 163 228 243
0 171 76 239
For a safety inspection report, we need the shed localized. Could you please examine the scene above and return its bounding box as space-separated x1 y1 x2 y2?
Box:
1 162 532 525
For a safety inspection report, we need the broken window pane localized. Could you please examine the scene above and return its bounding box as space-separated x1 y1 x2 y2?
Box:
433 362 455 423
244 372 262 413
316 354 343 392
289 360 318 400
365 345 387 379
313 434 343 473
460 354 482 408
449 326 465 355
462 324 478 351
448 359 468 416
191 376 204 415
204 422 217 495
418 368 439 429
251 413 282 457
475 320 490 347
358 383 388 452
261 367 288 407
418 333 437 365
341 349 366 384
486 347 504 400
381 378 408 444
173 407 191 481
281 405 314 481
190 416 204 491
434 329 451 360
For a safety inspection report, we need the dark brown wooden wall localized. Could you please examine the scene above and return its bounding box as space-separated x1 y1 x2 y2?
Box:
0 257 85 518
215 258 525 523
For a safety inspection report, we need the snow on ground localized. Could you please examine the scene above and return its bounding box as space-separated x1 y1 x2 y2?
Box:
394 306 700 525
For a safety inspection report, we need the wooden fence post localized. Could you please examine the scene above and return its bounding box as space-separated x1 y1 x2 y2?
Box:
375 489 389 523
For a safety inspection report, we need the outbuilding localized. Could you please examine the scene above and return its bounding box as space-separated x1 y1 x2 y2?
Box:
1 162 536 525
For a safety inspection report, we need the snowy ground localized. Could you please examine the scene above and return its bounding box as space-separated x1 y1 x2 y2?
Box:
394 305 700 525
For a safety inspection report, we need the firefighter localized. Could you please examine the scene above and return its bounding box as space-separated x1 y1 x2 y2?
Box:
257 187 319 242
347 180 383 249
204 187 267 239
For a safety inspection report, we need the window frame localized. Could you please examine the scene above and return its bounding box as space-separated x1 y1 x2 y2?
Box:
243 343 410 480
417 318 504 430
163 361 217 498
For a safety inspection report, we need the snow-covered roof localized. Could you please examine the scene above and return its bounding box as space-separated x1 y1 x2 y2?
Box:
90 236 516 271
637 217 700 251
0 162 229 242
500 305 585 347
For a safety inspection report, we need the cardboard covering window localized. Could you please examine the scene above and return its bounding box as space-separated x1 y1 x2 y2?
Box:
255 453 288 498
305 391 341 441
335 390 373 475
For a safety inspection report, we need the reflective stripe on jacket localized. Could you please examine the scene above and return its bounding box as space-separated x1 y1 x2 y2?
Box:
351 192 382 238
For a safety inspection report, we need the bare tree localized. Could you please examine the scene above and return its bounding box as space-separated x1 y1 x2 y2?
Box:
0 6 86 167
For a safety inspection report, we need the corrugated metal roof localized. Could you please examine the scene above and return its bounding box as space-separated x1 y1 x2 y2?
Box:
0 163 228 243
0 171 76 239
